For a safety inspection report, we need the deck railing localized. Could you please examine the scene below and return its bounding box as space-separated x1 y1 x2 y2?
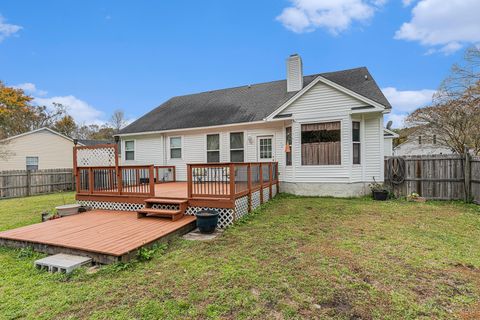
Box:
187 162 279 200
75 165 156 197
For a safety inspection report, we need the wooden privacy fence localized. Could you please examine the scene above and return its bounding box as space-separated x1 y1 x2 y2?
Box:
0 168 75 199
384 155 480 203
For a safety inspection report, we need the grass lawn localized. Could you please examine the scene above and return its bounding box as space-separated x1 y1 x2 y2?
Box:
1 193 480 319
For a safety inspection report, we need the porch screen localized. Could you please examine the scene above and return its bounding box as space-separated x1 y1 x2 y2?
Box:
301 121 341 165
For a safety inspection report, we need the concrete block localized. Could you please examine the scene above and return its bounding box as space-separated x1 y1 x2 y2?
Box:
34 254 92 274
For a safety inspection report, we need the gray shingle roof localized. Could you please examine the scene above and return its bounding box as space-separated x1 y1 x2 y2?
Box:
120 67 391 135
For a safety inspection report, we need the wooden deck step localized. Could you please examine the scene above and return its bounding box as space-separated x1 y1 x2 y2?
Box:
137 208 184 221
144 198 188 204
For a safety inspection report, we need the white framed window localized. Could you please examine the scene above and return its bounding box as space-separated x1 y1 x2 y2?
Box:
26 156 39 170
285 126 292 166
259 137 272 159
125 140 135 160
206 134 220 163
230 132 244 162
352 121 361 165
170 137 182 159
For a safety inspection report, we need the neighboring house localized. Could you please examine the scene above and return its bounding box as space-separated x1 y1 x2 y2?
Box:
384 128 399 156
393 130 454 156
117 54 393 196
0 128 107 171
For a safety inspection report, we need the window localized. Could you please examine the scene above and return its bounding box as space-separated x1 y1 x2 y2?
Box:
285 127 292 166
26 157 38 170
433 134 437 144
259 137 272 159
170 137 182 159
125 141 135 160
230 132 244 162
301 121 341 165
352 121 361 165
418 136 422 144
207 134 220 163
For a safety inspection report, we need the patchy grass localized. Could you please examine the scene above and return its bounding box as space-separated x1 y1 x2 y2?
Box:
1 193 480 319
0 192 75 231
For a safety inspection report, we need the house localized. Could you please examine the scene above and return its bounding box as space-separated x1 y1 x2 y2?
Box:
393 128 453 156
0 127 109 171
117 54 392 197
384 128 399 156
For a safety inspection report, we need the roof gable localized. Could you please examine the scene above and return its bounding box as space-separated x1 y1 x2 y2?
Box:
1 127 78 144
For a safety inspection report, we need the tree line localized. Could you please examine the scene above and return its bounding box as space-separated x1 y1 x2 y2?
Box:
404 47 480 155
0 83 127 141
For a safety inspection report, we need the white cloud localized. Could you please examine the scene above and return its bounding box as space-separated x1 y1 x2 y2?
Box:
0 15 22 42
276 0 386 34
34 95 105 125
382 87 435 128
402 0 416 6
382 87 435 113
13 83 48 96
395 0 480 54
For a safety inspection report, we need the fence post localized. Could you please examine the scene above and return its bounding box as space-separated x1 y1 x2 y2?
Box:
26 170 31 197
465 148 472 203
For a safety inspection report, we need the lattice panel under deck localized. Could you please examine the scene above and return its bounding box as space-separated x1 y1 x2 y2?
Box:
185 206 234 229
77 147 116 167
263 187 270 202
234 196 249 220
252 190 261 210
151 204 180 211
272 184 277 197
78 200 144 211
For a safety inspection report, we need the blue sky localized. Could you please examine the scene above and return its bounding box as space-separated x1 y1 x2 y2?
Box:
1 0 479 128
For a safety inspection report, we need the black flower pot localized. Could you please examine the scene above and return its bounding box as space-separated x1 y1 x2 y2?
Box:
372 190 389 201
196 210 219 234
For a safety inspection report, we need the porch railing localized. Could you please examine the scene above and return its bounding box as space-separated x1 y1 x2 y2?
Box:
187 162 279 200
75 165 156 197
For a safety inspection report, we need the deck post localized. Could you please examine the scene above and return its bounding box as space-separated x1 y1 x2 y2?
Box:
259 163 264 204
88 167 94 194
229 163 236 202
247 163 252 212
117 167 123 195
269 163 273 199
149 165 155 196
276 162 280 194
173 166 176 182
187 164 192 199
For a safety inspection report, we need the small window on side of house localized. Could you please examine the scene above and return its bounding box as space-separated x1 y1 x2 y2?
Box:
433 134 436 144
26 156 39 171
125 140 135 160
230 132 244 162
352 121 360 165
418 136 422 144
285 127 292 166
170 137 182 159
207 134 220 163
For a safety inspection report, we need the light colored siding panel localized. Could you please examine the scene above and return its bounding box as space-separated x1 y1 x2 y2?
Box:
0 130 75 170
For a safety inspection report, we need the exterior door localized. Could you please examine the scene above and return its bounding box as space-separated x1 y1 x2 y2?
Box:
257 136 274 162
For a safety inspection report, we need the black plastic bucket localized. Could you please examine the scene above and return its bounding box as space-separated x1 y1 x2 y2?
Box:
196 210 219 234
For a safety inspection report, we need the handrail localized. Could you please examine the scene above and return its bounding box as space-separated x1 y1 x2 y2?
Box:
187 162 278 200
76 164 158 196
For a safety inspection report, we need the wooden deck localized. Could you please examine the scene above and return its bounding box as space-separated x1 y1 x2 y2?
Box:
0 210 196 264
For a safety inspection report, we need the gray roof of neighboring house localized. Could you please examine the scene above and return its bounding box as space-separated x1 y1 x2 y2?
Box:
77 139 112 146
120 67 391 135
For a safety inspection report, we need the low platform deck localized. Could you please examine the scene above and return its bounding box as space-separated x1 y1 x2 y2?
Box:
0 210 196 264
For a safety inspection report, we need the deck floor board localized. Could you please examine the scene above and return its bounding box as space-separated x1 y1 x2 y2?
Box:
0 210 196 257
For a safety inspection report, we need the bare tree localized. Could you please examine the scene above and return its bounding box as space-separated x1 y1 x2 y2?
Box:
110 109 127 133
407 47 480 155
